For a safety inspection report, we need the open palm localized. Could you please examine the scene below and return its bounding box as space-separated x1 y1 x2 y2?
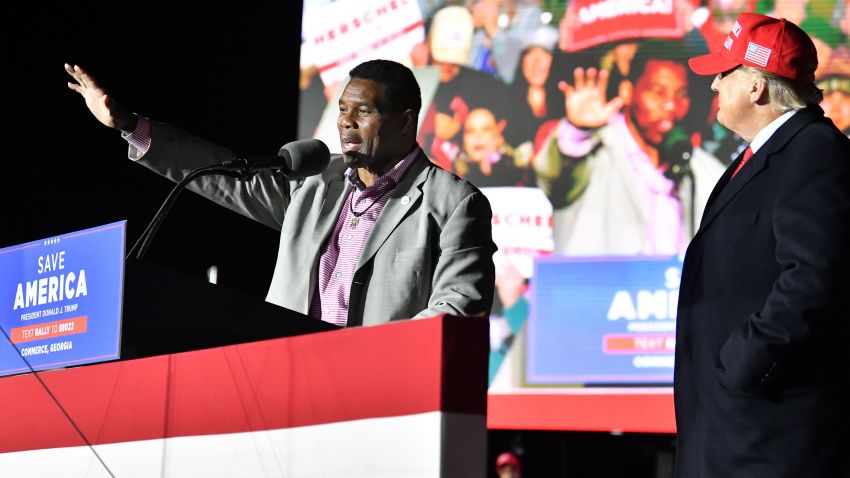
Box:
65 64 136 132
558 67 624 129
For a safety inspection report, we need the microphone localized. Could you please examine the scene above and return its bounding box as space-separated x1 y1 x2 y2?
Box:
127 138 331 260
660 125 697 237
220 138 330 179
661 126 693 186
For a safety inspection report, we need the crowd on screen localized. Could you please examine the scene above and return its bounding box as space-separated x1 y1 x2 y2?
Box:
298 0 850 384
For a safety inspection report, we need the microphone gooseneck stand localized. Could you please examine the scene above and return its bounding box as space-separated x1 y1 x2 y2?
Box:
126 163 256 260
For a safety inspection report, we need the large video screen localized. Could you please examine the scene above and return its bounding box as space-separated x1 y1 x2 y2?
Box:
299 0 850 432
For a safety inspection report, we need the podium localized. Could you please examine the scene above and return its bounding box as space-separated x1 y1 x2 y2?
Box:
120 260 339 358
0 262 490 477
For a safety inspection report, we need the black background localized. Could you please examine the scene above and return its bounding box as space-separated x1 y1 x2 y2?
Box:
5 1 302 299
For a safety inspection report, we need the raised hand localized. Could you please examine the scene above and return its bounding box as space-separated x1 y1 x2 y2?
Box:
65 64 137 133
558 67 624 129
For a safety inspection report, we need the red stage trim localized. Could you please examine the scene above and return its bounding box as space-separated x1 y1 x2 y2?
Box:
0 315 487 453
487 391 676 434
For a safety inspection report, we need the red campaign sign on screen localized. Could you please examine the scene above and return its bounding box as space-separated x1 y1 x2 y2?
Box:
560 0 684 52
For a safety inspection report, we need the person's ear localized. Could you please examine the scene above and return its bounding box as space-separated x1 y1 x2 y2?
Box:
496 118 507 135
751 75 770 105
401 108 418 134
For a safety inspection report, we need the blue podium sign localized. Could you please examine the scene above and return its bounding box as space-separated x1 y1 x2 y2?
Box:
0 221 125 376
528 255 682 385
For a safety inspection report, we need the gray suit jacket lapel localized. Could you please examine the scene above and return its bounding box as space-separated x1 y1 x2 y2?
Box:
300 166 349 303
357 153 430 269
314 178 349 245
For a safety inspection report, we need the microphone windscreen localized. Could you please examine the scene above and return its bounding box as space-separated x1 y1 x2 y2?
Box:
279 139 330 178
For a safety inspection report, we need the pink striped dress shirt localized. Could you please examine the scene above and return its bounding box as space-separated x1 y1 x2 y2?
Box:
123 115 152 155
309 148 419 327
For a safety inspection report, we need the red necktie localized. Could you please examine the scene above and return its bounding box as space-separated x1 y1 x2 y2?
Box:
731 146 753 179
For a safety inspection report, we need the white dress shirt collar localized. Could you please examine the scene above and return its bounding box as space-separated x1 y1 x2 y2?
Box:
750 109 798 153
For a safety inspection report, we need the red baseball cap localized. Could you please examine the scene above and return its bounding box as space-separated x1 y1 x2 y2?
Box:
495 451 521 470
688 13 818 82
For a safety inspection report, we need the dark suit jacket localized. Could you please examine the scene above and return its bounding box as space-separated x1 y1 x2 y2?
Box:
674 106 850 478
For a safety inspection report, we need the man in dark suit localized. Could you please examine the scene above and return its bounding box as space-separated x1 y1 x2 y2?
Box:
675 13 850 477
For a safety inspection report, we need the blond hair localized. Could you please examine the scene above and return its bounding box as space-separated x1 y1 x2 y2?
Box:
740 66 823 111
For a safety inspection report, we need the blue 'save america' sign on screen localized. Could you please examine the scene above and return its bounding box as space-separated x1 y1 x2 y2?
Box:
0 221 125 376
528 255 682 385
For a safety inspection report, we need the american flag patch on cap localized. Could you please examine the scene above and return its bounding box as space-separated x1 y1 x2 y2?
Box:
744 42 771 67
724 36 734 50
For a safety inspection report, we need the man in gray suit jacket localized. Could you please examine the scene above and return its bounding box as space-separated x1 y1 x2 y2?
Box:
66 59 497 327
